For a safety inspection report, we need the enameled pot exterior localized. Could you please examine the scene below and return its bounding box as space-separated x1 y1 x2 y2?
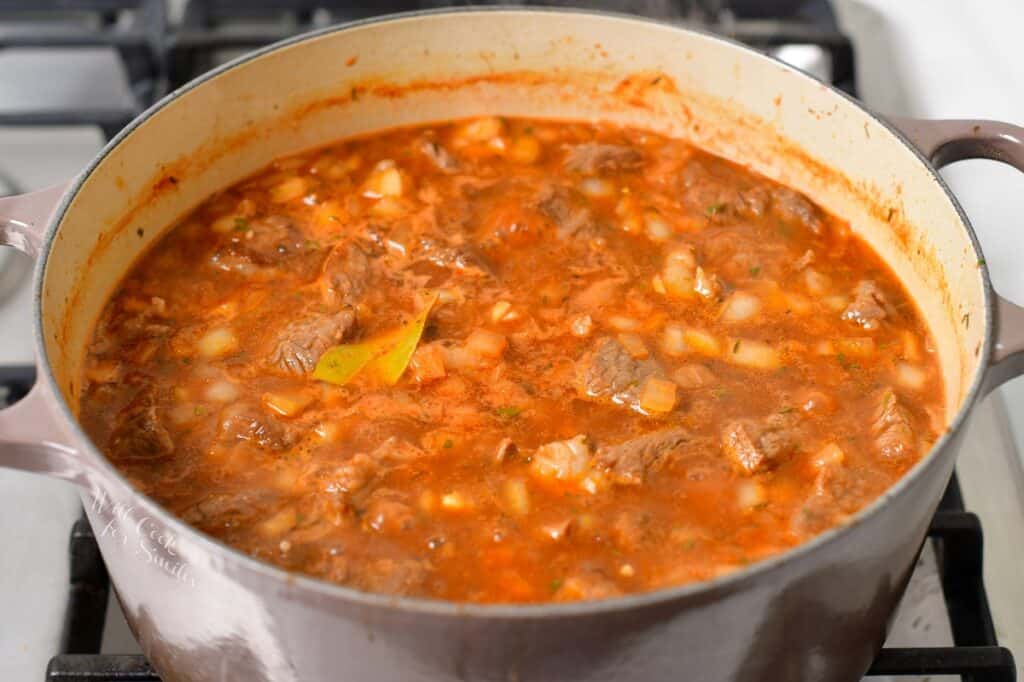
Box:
2 10 1024 682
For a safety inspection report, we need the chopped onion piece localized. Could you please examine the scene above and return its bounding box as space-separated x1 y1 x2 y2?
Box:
441 492 471 512
812 442 846 469
683 329 721 356
570 314 594 337
896 362 928 391
490 300 514 322
532 435 591 481
824 295 849 312
607 315 640 332
644 211 671 241
262 390 315 418
804 268 831 296
259 507 297 537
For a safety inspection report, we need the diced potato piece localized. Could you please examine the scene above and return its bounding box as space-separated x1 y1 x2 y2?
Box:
644 211 671 241
812 442 846 469
737 479 766 512
369 196 408 217
662 247 697 298
651 274 667 295
639 376 678 413
464 329 507 361
409 344 447 384
617 333 649 359
314 200 345 230
363 161 404 198
509 134 542 164
580 177 615 198
457 116 504 143
784 292 813 315
419 490 437 513
532 435 591 482
197 327 238 358
824 295 849 312
270 176 309 203
836 337 876 357
896 362 928 391
804 268 831 296
490 300 513 323
661 323 686 357
262 390 316 418
727 338 781 370
684 328 721 357
672 363 716 389
441 491 472 512
205 380 239 403
570 314 594 337
212 214 245 234
259 507 297 537
503 478 531 517
314 422 341 443
720 292 761 323
901 330 923 362
607 315 639 332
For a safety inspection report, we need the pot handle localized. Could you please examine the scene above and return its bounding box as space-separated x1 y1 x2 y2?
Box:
0 181 86 483
890 117 1024 391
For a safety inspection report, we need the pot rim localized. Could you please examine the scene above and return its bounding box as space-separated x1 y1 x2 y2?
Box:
34 6 995 619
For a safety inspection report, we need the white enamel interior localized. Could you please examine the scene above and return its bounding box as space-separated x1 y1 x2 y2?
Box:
40 10 985 427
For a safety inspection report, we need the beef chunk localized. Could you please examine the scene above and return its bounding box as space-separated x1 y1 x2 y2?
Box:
563 143 643 175
722 414 797 475
219 404 295 451
574 337 660 412
268 310 355 376
418 238 492 277
355 557 429 596
681 160 769 221
771 186 824 235
320 242 370 308
419 138 458 172
372 436 428 464
611 511 650 551
537 184 596 239
552 567 622 602
872 389 915 459
595 427 689 485
321 453 377 497
362 489 417 533
108 385 173 461
842 280 889 331
232 215 305 265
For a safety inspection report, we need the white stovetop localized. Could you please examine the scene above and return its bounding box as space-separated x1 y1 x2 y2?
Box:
1 3 1023 681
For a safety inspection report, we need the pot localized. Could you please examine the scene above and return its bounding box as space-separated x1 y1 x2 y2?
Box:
1 9 1023 682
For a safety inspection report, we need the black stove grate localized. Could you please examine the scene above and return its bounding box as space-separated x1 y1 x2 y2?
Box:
0 1 1011 680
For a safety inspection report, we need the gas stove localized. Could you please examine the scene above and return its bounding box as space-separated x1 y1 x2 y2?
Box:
0 2 1022 681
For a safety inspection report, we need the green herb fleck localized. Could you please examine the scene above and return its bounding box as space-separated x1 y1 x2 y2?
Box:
749 265 761 277
732 339 741 354
443 438 454 449
837 352 859 371
681 538 697 551
328 215 341 223
233 217 250 232
181 357 192 365
193 406 205 416
779 406 794 414
305 239 321 250
549 578 564 593
496 406 523 419
978 258 987 267
705 203 726 216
